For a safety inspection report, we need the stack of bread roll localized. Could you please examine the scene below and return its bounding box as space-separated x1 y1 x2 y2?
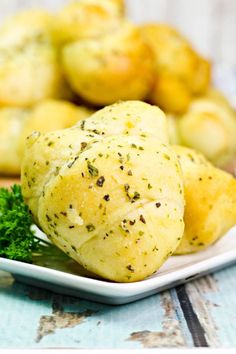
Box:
2 0 234 176
21 100 236 282
1 0 236 282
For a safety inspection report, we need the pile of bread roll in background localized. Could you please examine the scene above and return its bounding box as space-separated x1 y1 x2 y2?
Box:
1 0 236 282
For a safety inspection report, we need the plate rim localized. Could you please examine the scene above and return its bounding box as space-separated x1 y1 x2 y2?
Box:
1 234 236 299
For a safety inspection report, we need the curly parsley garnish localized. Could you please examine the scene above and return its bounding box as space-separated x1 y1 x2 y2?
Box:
0 185 47 263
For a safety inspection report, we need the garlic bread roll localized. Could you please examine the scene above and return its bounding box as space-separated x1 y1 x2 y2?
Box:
174 145 236 254
62 22 154 105
79 100 168 143
149 73 192 115
0 10 61 107
178 95 236 167
22 101 185 282
0 108 29 175
140 24 211 114
0 100 92 176
23 101 168 205
56 0 125 43
22 101 168 220
18 100 93 160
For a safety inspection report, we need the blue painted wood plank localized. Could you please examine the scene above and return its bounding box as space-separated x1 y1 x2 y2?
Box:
187 264 236 347
0 272 193 349
2 265 236 348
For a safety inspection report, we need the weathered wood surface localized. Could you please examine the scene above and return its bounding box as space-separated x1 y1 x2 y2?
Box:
0 0 236 64
1 265 236 348
0 178 20 188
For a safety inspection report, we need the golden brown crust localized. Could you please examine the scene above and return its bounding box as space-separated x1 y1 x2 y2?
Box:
0 100 93 176
178 92 236 166
149 73 192 114
140 24 211 114
0 108 29 175
62 22 155 105
174 145 236 254
56 0 125 43
0 10 62 107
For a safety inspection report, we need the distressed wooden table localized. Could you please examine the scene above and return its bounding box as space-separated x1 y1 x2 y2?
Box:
1 265 236 349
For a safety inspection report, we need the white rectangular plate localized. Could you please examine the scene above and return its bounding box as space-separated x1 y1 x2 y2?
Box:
1 226 236 305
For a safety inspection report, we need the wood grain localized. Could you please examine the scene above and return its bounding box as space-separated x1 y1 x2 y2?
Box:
0 178 20 188
1 268 236 348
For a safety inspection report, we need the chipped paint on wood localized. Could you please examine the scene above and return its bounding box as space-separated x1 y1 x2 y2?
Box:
176 285 209 347
36 297 94 342
128 292 186 347
2 268 236 348
197 266 236 347
185 275 221 347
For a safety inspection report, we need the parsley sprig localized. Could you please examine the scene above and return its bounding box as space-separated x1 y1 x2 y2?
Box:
0 185 48 263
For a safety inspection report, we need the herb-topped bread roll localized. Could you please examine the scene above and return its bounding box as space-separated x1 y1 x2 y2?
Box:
0 100 92 176
22 101 168 217
0 10 61 107
0 108 29 175
178 92 236 167
56 0 125 43
62 22 154 106
174 145 236 254
140 24 211 114
79 100 168 142
22 101 185 282
18 100 93 159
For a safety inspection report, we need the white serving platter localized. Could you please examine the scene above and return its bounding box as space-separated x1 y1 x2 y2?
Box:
1 226 236 305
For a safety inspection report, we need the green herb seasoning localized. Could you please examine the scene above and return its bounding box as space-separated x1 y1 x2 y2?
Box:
87 161 99 177
126 264 135 272
86 224 95 232
47 141 54 147
81 142 88 150
96 176 105 187
80 120 85 130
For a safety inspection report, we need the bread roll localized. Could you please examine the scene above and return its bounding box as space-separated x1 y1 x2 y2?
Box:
174 145 236 254
0 100 92 175
0 10 61 107
140 24 211 114
22 101 185 282
56 0 125 43
24 99 92 138
62 22 154 105
178 93 236 166
0 108 29 175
